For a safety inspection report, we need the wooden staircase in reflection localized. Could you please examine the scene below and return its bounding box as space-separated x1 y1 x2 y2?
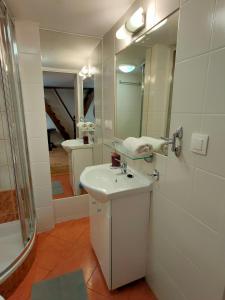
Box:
45 103 70 140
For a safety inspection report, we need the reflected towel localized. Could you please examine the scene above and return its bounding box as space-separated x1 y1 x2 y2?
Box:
122 137 153 155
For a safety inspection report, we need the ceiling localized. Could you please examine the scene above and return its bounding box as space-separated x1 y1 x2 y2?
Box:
6 0 135 37
43 71 75 88
43 71 94 89
40 29 100 70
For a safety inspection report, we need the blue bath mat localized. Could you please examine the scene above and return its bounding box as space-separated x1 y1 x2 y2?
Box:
31 270 88 300
52 180 64 195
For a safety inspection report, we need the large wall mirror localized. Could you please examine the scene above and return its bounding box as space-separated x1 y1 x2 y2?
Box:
40 29 100 198
115 11 179 153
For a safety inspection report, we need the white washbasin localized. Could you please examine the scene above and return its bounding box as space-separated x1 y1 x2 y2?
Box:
80 163 153 202
61 139 93 152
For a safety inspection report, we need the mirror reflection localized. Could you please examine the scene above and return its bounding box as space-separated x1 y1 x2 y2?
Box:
40 29 100 198
115 11 179 154
83 77 95 123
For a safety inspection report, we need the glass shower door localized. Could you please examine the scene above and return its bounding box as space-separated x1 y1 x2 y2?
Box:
0 0 35 277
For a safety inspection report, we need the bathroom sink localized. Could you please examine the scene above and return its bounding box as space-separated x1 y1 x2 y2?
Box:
61 139 93 152
80 163 153 202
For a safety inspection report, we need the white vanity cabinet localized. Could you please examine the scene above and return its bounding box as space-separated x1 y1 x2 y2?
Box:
66 141 93 195
89 192 150 290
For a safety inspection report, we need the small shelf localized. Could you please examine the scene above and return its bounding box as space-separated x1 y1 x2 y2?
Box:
104 141 154 161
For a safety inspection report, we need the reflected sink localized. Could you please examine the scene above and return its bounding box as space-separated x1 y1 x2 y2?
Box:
61 139 93 152
80 163 153 202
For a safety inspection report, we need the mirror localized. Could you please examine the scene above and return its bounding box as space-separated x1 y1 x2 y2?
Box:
115 11 179 153
40 29 101 198
83 77 95 122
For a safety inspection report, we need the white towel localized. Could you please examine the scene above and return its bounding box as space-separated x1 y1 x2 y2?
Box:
141 136 168 154
86 122 95 130
122 137 153 156
77 122 88 130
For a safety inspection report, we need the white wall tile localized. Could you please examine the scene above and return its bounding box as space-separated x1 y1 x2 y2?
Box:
25 111 48 138
211 0 225 49
153 232 224 300
32 184 52 208
53 195 89 223
204 48 225 113
21 83 45 113
169 113 202 164
191 168 225 232
36 206 55 232
15 21 40 54
16 20 54 231
163 156 194 209
172 54 209 113
0 165 11 190
0 81 5 112
0 113 3 140
154 192 224 279
19 53 43 85
0 140 8 166
30 162 51 191
0 112 9 139
155 0 179 23
147 259 186 300
28 137 49 163
176 0 215 61
194 115 225 177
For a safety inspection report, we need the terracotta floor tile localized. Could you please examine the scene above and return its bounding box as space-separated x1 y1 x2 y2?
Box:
88 288 113 300
49 217 89 244
8 264 49 300
87 265 112 297
8 218 157 300
37 234 70 253
34 247 62 271
47 246 97 283
127 279 157 300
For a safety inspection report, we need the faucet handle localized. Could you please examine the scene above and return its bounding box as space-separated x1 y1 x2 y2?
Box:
148 169 159 181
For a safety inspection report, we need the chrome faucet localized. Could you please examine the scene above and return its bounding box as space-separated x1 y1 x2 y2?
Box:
113 158 128 174
120 161 128 174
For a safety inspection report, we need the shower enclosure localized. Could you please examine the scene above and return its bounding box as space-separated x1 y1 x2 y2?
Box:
0 1 35 280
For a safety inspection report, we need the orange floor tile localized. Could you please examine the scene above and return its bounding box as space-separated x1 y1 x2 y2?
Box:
51 173 74 199
8 217 157 300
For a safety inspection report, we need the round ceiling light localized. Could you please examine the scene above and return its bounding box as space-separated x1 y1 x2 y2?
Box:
119 64 136 73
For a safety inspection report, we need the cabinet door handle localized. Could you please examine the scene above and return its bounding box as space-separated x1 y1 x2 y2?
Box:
97 208 102 213
92 201 96 204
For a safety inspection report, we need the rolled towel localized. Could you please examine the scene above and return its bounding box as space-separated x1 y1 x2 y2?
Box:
86 122 95 130
140 136 168 154
77 122 88 130
122 137 153 156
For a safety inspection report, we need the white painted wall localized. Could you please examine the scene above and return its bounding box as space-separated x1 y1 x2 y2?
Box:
102 0 225 299
15 21 55 233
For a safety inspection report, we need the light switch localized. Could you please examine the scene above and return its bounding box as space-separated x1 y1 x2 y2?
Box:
191 133 209 155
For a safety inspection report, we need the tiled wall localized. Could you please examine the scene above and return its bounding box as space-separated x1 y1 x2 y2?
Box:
0 83 14 192
103 0 225 299
0 74 18 224
15 21 55 232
